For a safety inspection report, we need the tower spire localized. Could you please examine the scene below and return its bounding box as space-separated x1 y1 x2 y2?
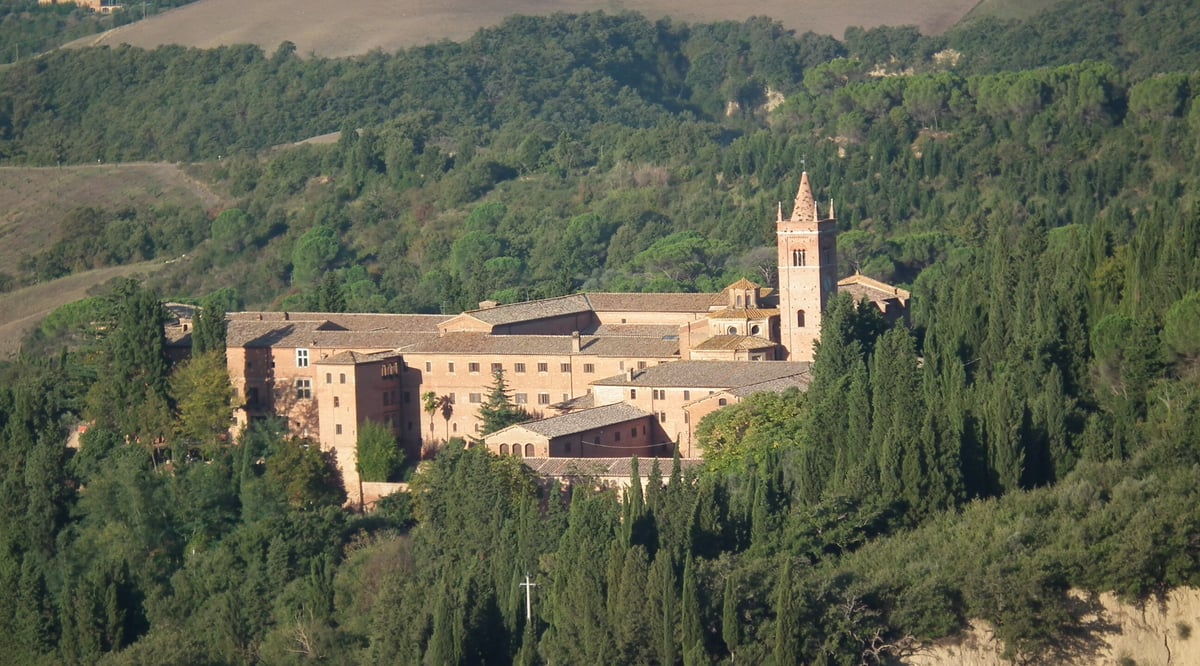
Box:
790 171 817 223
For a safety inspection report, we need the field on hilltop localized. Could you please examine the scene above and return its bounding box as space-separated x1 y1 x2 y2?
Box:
0 162 226 276
73 0 979 57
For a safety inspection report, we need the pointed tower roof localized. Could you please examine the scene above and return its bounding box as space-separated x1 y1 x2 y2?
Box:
790 172 818 223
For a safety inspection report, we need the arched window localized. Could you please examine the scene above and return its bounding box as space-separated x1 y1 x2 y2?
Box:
525 443 535 457
513 444 522 458
727 326 737 335
736 294 743 307
500 444 509 455
797 310 806 327
792 248 806 267
718 398 728 406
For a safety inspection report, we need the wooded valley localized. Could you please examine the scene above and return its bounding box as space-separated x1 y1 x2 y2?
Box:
2 0 1200 662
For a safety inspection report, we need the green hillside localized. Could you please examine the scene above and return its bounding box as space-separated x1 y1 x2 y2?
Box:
1 0 1200 662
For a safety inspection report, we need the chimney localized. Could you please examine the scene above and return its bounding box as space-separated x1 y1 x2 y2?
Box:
571 331 581 353
479 300 499 309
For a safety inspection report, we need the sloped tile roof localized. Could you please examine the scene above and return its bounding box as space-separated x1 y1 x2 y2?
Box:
690 335 777 351
837 274 911 307
316 350 403 365
723 278 761 290
227 312 450 349
706 308 780 319
488 403 650 439
591 324 681 338
726 373 812 396
584 292 722 312
462 294 593 325
593 360 810 388
405 332 679 358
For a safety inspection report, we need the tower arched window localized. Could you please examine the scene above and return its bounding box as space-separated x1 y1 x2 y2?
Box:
797 310 806 327
792 248 806 267
736 294 743 307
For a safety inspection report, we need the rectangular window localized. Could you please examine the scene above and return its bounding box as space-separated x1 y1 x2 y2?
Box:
658 412 667 422
537 362 548 373
537 393 550 405
325 372 332 384
684 412 690 424
515 393 528 405
562 393 569 402
652 389 665 400
335 424 342 435
583 363 595 373
491 362 503 373
560 362 571 373
631 428 637 437
683 390 690 400
630 389 637 399
615 431 621 441
383 392 390 407
296 348 310 368
448 362 455 373
637 361 647 369
339 373 346 384
469 362 480 373
333 396 340 407
447 393 455 404
295 379 312 399
425 362 432 372
404 391 411 403
469 393 482 404
514 363 526 373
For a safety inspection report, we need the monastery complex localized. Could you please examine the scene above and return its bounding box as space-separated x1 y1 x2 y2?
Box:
202 174 909 499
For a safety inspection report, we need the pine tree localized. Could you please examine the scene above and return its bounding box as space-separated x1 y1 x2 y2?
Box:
478 369 531 435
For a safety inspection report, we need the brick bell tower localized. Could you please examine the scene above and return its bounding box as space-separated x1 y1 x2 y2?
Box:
776 172 837 362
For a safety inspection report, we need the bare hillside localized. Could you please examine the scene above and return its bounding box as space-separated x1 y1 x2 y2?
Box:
72 0 978 58
0 162 225 275
0 261 170 360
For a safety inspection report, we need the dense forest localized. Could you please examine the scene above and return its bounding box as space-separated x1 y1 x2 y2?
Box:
3 0 1200 662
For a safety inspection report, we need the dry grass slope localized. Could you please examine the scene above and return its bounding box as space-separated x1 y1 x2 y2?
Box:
72 0 979 58
0 261 170 360
0 162 226 274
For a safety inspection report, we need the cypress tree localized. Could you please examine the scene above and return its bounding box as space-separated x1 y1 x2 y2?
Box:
721 573 740 661
772 558 799 666
681 554 704 665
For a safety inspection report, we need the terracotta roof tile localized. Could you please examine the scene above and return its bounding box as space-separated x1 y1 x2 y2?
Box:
593 360 810 388
690 335 777 351
706 308 780 319
462 295 592 325
726 374 811 396
584 292 721 312
316 350 403 365
405 332 679 358
837 274 911 306
488 403 650 439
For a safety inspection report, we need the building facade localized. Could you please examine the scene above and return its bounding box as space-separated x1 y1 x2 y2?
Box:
219 173 905 489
